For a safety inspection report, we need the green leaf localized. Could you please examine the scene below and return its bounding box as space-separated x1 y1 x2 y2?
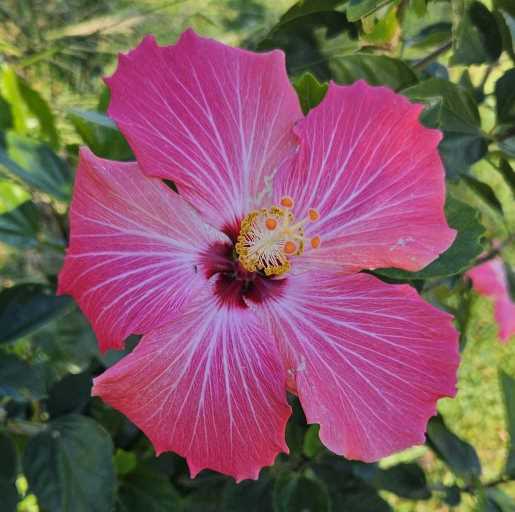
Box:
117 464 182 512
451 0 503 65
427 414 482 480
0 433 18 482
375 196 485 280
24 414 115 512
0 179 30 213
223 476 274 512
303 424 324 458
47 371 92 418
493 158 515 197
0 66 59 148
495 69 515 124
485 488 515 512
273 473 331 512
500 370 515 477
0 132 71 201
499 136 515 157
402 78 487 179
330 54 418 91
114 449 137 477
347 0 394 21
0 283 73 344
371 463 431 500
462 174 504 214
0 480 19 512
494 9 515 61
68 109 134 161
335 483 392 511
0 201 40 248
292 72 328 114
258 2 358 80
0 353 46 400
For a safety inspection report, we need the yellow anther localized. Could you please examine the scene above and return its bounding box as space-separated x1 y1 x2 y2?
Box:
235 199 321 277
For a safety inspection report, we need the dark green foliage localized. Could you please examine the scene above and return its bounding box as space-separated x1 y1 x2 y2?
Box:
0 284 72 344
23 415 116 512
0 200 40 248
427 415 482 481
402 79 488 179
273 472 331 512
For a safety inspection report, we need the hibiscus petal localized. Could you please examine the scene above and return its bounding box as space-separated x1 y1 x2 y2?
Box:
274 81 456 273
467 258 515 343
92 282 291 481
58 148 229 351
257 271 459 462
106 29 302 233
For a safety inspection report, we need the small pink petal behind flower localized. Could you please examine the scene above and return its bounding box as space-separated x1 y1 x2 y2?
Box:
259 271 459 462
92 282 291 482
467 258 515 343
58 148 228 351
273 81 456 273
106 29 303 232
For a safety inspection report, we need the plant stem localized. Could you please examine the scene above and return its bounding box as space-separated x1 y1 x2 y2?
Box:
413 41 452 70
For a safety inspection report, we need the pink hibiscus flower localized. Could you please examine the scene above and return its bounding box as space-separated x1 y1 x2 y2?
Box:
467 257 515 343
58 29 460 481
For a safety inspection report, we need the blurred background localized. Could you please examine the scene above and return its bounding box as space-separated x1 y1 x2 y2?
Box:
0 0 514 511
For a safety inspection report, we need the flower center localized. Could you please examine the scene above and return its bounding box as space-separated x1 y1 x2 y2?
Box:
235 197 321 277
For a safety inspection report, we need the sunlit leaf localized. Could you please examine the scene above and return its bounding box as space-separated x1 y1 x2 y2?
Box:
427 414 482 481
292 72 328 114
0 132 71 201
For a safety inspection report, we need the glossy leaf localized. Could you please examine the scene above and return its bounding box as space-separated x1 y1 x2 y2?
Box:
0 132 71 201
68 109 133 161
500 370 515 477
452 0 502 65
375 196 485 280
402 78 487 179
330 54 418 91
0 200 40 248
24 414 115 512
0 283 72 344
273 473 331 512
292 72 328 114
426 414 482 480
117 464 181 512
